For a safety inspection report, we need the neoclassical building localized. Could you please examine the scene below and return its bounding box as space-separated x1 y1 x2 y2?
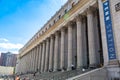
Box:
16 0 120 78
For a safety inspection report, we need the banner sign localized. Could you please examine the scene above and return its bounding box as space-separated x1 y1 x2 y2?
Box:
103 0 116 60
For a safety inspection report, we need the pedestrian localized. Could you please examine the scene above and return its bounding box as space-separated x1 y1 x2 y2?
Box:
71 64 75 70
15 75 20 80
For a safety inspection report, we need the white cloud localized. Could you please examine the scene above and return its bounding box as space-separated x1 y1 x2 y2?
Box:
0 38 9 42
0 38 23 54
0 43 23 49
0 42 23 54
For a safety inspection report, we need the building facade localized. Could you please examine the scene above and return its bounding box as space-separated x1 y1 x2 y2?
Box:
0 52 17 67
6 54 17 67
0 54 1 66
16 0 120 78
0 53 8 66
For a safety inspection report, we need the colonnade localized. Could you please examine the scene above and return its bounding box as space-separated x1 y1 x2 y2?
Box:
17 7 103 74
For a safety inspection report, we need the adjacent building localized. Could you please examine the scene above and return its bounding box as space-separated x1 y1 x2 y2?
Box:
0 56 1 66
6 53 17 67
0 53 8 66
0 52 17 67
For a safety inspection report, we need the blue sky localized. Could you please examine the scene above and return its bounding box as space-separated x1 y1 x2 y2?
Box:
0 0 67 54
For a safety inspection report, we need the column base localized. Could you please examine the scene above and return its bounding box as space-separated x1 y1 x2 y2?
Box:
48 69 53 72
61 69 65 72
53 68 57 72
108 59 120 65
106 64 120 79
89 64 98 69
44 70 46 72
77 66 83 71
67 67 72 71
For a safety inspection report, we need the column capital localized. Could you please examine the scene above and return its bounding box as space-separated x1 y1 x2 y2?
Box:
67 21 74 27
76 15 83 22
39 43 42 46
36 44 39 48
61 27 65 32
46 37 49 42
55 31 59 36
94 9 98 17
86 6 96 14
42 40 46 44
49 33 54 71
50 34 54 39
82 16 86 23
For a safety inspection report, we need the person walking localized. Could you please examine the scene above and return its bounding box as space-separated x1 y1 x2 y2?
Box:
15 75 20 80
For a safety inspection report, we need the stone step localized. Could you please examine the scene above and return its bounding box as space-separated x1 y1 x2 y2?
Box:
33 68 93 80
20 68 96 80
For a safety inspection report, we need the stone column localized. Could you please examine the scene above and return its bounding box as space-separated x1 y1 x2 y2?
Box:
82 17 88 67
67 22 73 70
38 44 42 71
21 58 23 73
41 42 45 72
22 56 25 72
30 52 32 72
22 57 24 73
30 50 32 72
87 7 96 67
26 54 29 72
32 49 35 72
98 0 108 66
34 48 37 72
35 45 39 72
34 47 37 72
25 56 27 72
31 49 34 72
21 59 23 73
20 59 22 73
44 39 49 72
76 15 83 69
24 55 26 72
26 55 27 72
23 57 25 73
94 10 101 65
54 32 59 71
33 48 35 72
49 36 54 71
60 28 65 70
29 53 30 72
23 58 25 73
25 56 27 73
27 53 29 72
27 55 29 72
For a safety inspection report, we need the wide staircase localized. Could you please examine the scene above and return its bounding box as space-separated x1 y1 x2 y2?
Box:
27 68 103 80
19 66 120 80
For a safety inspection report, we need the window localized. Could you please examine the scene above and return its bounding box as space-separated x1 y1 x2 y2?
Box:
53 20 56 24
58 15 61 19
64 9 67 14
42 31 44 34
49 24 51 27
72 2 75 7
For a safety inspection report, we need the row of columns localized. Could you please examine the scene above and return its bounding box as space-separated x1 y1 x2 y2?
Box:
16 7 102 74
